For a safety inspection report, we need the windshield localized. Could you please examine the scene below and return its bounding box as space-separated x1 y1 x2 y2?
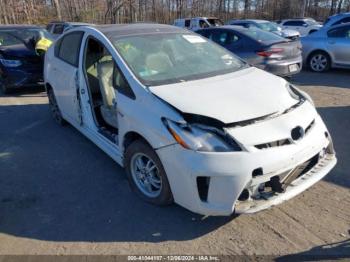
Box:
112 33 245 86
0 28 53 42
244 28 285 42
0 32 24 46
258 22 279 32
207 19 224 26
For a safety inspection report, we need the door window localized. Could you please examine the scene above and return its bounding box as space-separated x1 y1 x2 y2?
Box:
57 31 84 66
328 26 350 38
114 66 135 99
210 31 239 45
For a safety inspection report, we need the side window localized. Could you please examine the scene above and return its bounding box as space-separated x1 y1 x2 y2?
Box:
333 17 350 26
46 24 53 32
328 26 350 38
184 19 191 28
53 24 64 34
284 21 305 26
54 37 63 57
199 20 209 28
227 32 240 44
58 31 84 66
210 31 227 44
113 65 135 99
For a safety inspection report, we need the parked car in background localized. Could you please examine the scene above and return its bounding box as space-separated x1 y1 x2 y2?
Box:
323 12 350 28
0 25 51 93
227 19 300 40
279 18 322 36
174 17 224 31
45 23 336 216
46 21 93 38
197 26 302 77
301 22 350 72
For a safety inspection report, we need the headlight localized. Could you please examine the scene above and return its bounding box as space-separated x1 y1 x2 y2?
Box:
162 118 241 152
287 83 314 106
0 58 22 67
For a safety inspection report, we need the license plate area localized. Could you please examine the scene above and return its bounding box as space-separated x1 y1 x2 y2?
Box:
289 64 299 72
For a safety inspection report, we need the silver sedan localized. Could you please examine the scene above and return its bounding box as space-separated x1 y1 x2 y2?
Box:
301 22 350 72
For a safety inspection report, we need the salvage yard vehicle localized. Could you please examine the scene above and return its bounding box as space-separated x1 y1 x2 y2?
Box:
197 26 302 77
174 17 224 31
45 24 337 216
0 25 51 93
301 22 350 72
226 19 300 40
46 21 93 38
279 18 322 36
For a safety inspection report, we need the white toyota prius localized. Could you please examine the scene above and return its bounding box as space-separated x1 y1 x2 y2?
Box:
44 24 337 216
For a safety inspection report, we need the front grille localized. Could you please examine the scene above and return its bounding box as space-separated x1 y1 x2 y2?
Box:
255 138 291 149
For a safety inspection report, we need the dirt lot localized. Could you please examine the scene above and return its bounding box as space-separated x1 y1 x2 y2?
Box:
0 70 349 258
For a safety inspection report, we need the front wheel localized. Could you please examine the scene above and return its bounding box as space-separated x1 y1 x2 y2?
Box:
125 140 173 206
308 52 331 72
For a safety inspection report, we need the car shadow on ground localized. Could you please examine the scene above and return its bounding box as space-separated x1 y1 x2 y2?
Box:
291 69 350 89
276 234 350 261
0 102 234 243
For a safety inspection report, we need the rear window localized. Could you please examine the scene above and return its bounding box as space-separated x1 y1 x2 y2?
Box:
243 28 284 42
57 31 84 66
332 17 350 26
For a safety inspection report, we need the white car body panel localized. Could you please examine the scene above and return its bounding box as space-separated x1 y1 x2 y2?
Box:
44 25 337 216
150 67 297 124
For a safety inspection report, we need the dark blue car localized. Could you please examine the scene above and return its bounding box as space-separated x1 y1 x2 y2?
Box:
196 26 302 77
0 25 52 93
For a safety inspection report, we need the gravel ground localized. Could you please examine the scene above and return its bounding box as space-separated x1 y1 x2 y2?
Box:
0 69 349 257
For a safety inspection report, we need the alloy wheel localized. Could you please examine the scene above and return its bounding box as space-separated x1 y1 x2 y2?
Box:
130 153 162 198
310 54 328 72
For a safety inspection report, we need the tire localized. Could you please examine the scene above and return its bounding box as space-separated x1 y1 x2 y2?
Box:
125 140 173 206
308 51 331 72
47 88 66 126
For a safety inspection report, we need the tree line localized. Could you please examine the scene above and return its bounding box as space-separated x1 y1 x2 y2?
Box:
0 0 349 26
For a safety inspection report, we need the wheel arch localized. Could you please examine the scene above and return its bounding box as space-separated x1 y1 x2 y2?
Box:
122 131 154 155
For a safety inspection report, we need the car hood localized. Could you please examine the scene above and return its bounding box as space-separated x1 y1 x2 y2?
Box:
149 67 299 124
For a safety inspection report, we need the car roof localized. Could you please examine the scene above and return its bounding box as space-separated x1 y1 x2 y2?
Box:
329 12 350 18
201 25 253 32
93 23 185 38
0 25 42 30
49 21 91 25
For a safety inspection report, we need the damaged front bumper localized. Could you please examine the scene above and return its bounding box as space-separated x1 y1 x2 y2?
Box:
156 102 337 216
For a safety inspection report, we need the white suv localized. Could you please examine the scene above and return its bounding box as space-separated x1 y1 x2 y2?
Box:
280 18 322 36
44 24 336 216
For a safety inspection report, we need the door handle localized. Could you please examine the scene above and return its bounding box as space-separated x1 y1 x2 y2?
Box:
328 41 336 44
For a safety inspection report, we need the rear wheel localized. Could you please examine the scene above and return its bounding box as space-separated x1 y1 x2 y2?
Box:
125 140 173 206
47 88 66 126
308 52 331 72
